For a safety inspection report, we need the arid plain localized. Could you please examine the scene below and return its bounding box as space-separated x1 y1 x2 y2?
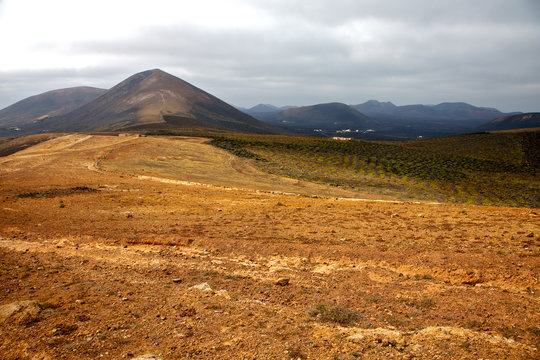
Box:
0 134 538 359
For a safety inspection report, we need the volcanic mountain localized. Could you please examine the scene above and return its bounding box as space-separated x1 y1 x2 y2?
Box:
477 112 540 131
263 102 379 131
47 69 280 134
0 87 106 133
352 101 505 123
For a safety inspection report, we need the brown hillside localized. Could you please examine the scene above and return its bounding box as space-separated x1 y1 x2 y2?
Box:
0 87 106 129
0 134 538 359
478 112 540 131
50 69 281 134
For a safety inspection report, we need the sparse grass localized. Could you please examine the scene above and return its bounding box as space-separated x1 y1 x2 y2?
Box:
287 347 307 360
528 326 540 336
398 297 436 308
413 273 433 280
365 295 382 303
465 319 484 330
500 326 521 340
209 133 539 207
308 304 362 325
203 270 219 278
386 314 409 327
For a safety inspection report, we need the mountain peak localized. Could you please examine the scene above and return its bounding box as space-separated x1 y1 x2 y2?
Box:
47 69 280 134
274 102 378 130
249 104 280 112
137 68 168 77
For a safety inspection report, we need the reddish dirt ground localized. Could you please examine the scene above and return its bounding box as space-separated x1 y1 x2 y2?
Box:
0 134 538 359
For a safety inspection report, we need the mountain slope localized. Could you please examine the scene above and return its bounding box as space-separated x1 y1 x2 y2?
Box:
263 102 378 130
0 87 106 130
349 101 510 139
47 69 280 134
352 101 505 123
477 112 540 131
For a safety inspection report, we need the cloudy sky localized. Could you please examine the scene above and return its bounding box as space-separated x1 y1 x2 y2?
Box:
0 0 539 112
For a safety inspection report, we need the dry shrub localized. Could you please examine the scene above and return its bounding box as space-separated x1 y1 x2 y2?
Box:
308 304 362 325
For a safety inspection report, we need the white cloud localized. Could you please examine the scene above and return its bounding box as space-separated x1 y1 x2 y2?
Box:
0 0 539 112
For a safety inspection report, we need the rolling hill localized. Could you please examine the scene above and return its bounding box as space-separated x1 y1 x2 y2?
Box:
0 87 106 136
350 101 509 139
352 100 505 123
477 112 540 131
261 102 379 132
210 130 540 208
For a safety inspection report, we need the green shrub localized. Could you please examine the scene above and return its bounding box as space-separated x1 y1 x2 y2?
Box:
308 304 362 325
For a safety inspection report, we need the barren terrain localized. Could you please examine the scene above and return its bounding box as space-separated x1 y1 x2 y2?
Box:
0 134 538 359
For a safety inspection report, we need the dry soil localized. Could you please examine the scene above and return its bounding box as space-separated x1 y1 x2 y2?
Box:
0 134 538 359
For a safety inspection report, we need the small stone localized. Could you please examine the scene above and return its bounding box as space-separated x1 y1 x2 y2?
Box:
0 300 41 324
172 278 183 283
348 333 365 342
275 278 290 286
215 290 231 299
417 213 425 218
527 232 534 238
190 282 212 291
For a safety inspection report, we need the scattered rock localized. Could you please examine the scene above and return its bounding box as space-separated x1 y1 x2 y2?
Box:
178 308 196 317
216 290 231 299
74 314 90 322
526 232 534 238
53 323 78 335
172 278 183 283
417 213 425 218
275 278 290 286
0 300 41 324
348 328 404 347
190 282 212 291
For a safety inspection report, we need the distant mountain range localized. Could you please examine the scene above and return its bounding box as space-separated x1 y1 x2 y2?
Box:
243 100 537 140
0 69 279 137
260 102 380 132
352 100 505 122
0 70 538 139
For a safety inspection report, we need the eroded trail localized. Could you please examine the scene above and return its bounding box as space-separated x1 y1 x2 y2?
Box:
0 134 538 359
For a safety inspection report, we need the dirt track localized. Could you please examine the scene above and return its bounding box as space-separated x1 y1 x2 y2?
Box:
0 134 538 359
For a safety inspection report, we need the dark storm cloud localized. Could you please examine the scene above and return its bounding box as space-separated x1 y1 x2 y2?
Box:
0 0 539 112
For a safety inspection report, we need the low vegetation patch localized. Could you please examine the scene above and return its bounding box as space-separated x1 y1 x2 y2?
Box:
209 133 540 207
16 186 98 198
308 304 362 325
398 297 436 309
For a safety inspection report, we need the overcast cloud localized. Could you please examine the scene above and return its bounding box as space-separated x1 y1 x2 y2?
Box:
0 0 539 112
